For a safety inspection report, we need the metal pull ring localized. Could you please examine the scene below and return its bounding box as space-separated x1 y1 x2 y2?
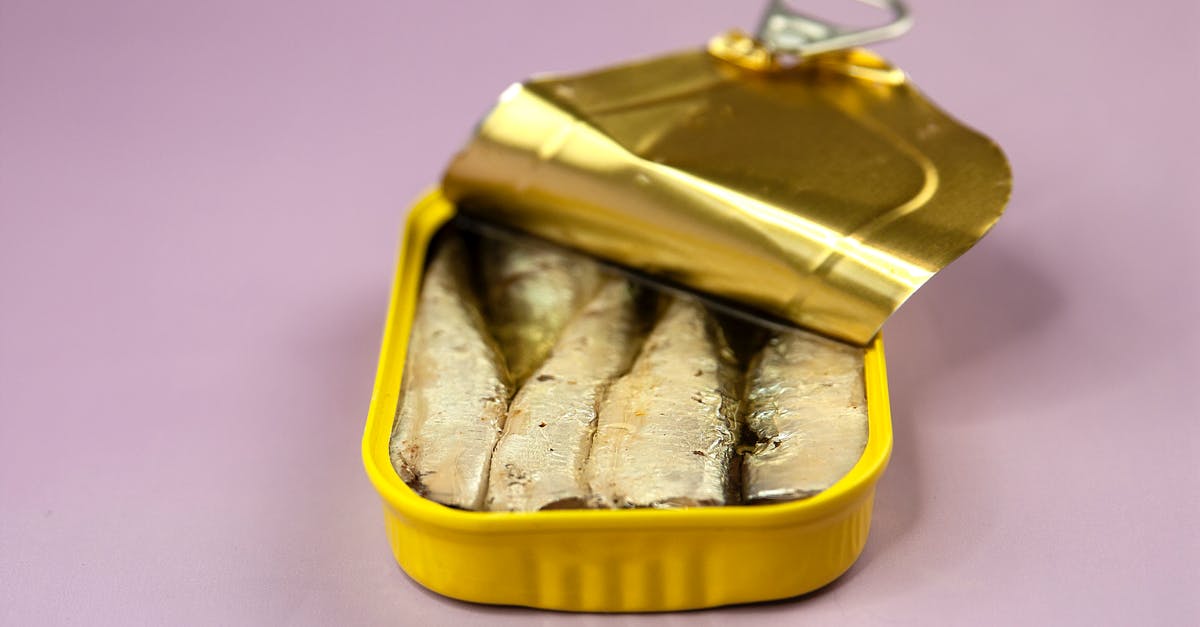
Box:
756 0 913 58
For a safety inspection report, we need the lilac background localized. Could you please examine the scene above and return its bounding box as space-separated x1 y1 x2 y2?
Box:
2 1 1198 624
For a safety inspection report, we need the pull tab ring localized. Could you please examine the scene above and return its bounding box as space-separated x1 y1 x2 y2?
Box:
756 0 912 58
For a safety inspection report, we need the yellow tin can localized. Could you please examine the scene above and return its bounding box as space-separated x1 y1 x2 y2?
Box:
362 190 894 611
362 8 1009 611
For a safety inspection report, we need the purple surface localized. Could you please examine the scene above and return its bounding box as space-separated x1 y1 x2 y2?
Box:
2 1 1198 624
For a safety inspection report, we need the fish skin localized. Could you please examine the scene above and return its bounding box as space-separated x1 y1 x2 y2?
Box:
585 297 740 508
741 329 867 503
389 236 511 510
481 236 603 386
486 279 643 512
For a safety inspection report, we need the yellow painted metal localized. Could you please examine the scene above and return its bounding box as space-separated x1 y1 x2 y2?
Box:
361 190 893 611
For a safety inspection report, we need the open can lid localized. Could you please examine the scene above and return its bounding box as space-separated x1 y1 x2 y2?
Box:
443 44 1011 346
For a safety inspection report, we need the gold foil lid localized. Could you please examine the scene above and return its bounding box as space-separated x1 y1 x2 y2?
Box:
443 47 1011 346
